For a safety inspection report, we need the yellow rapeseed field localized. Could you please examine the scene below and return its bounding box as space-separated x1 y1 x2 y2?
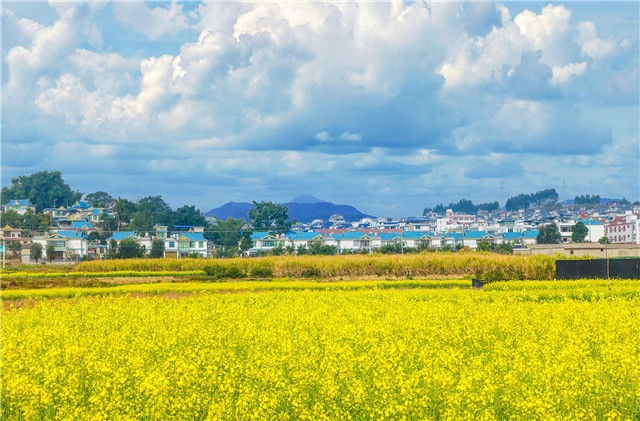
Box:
2 281 639 419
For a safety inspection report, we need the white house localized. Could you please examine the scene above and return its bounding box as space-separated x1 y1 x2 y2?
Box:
32 230 89 261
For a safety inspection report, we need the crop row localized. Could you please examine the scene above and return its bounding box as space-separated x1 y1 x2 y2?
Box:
76 253 557 280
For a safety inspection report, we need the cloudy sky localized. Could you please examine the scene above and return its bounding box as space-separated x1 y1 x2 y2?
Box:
2 1 638 216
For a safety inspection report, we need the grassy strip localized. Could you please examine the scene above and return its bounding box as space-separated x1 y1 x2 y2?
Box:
1 279 471 300
485 278 639 291
2 270 206 279
75 253 557 279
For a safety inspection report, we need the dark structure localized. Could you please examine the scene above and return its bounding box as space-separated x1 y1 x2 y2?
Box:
556 258 640 279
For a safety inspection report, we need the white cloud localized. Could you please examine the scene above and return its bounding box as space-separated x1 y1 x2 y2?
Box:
113 2 190 40
576 21 617 61
551 61 587 84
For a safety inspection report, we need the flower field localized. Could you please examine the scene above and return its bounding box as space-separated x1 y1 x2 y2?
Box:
74 253 557 280
3 280 639 419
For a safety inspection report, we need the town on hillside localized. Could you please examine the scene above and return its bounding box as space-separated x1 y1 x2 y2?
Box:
1 172 639 263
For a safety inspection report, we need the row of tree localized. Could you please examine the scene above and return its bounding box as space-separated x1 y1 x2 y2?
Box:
536 221 610 244
423 199 500 215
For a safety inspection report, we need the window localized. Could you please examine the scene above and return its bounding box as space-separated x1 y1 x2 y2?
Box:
169 242 175 248
262 241 276 247
198 241 203 248
190 242 195 248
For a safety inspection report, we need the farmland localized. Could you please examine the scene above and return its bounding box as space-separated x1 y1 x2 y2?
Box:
2 277 640 419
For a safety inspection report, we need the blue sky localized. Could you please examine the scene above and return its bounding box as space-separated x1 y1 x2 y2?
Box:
2 1 638 216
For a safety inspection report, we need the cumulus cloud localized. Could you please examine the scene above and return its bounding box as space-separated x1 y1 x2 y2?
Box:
1 2 638 215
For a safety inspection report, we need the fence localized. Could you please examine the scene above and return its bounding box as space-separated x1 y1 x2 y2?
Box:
556 258 640 279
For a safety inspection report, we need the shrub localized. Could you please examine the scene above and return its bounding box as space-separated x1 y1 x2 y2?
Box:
250 265 274 278
203 263 244 279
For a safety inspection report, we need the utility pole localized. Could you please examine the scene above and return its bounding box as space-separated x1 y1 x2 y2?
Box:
2 240 5 269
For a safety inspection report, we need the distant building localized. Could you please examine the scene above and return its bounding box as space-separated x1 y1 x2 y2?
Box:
32 231 89 261
604 213 639 244
2 199 35 215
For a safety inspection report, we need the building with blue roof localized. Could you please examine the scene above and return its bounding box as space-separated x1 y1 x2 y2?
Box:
31 230 89 261
2 199 35 215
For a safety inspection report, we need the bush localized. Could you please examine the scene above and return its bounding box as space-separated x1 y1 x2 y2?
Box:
250 265 273 278
300 267 321 278
203 263 244 279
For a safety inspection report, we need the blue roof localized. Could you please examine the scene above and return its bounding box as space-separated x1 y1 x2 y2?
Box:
402 231 428 239
462 230 489 239
523 230 539 238
577 217 603 226
250 232 271 240
5 199 33 206
288 232 324 240
176 232 206 241
70 221 95 230
334 232 367 240
109 231 139 241
378 232 401 240
444 232 462 239
50 230 86 239
501 232 523 240
91 208 106 215
72 201 90 209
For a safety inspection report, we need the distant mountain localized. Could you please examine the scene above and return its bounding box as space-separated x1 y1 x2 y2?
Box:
204 201 253 220
289 195 324 204
205 197 373 223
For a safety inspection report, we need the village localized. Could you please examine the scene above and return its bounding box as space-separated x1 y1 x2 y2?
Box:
2 196 639 263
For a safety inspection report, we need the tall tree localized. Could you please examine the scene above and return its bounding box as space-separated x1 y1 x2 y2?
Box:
46 243 56 262
249 201 294 234
113 198 137 229
116 239 144 259
150 238 165 258
0 171 81 212
205 217 247 251
536 223 562 244
85 191 115 208
137 196 173 224
30 243 43 263
171 205 207 227
571 222 589 242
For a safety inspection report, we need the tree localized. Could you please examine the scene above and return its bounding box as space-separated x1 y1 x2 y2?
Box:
0 210 23 228
506 188 558 211
85 191 115 208
46 243 56 262
106 239 118 259
7 241 22 258
205 217 247 254
116 239 144 259
30 243 43 263
99 213 117 232
113 199 136 229
598 236 611 244
574 194 601 206
536 223 562 244
571 222 589 242
239 231 253 255
150 238 165 258
249 201 294 234
0 171 81 212
476 240 492 252
137 196 173 224
87 231 109 245
171 205 207 227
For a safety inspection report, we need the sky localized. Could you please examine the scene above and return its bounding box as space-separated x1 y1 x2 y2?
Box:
2 1 639 217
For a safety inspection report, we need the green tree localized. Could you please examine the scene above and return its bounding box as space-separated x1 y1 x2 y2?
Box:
571 222 589 242
1 210 23 228
99 213 117 232
85 191 115 208
116 239 144 259
239 231 253 255
476 239 493 252
0 171 81 212
536 223 562 244
106 239 118 259
171 205 207 227
30 243 43 263
150 238 165 258
113 199 137 229
7 241 22 258
46 243 56 262
249 201 294 234
598 236 611 244
137 196 173 224
205 217 247 254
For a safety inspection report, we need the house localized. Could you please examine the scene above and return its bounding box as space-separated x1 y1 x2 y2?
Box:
401 231 431 248
460 231 495 249
88 243 107 260
2 199 35 215
604 214 639 244
68 220 97 232
575 217 605 242
43 206 68 219
88 208 110 223
499 230 539 247
250 232 285 252
164 232 208 257
107 231 153 253
287 232 325 250
32 231 89 261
